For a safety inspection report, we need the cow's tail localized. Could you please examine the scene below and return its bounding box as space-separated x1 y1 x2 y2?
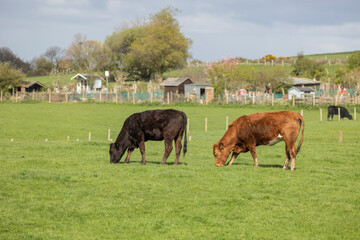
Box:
183 113 187 157
296 114 305 155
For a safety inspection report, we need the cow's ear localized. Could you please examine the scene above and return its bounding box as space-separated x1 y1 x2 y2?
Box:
212 144 218 149
219 143 224 150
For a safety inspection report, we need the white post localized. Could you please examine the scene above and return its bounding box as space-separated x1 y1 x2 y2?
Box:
89 132 91 141
187 119 190 134
320 108 323 121
301 109 303 116
205 117 208 132
338 108 341 121
339 131 343 142
108 129 111 141
272 94 274 106
354 107 357 120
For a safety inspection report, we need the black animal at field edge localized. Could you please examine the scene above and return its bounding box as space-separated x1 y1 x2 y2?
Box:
109 109 187 165
327 105 353 120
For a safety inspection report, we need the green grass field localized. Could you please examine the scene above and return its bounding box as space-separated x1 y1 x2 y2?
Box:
1 103 359 239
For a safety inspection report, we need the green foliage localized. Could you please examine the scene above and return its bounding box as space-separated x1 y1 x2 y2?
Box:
348 51 360 70
292 54 325 80
204 56 289 95
0 62 24 90
1 103 360 239
105 7 192 81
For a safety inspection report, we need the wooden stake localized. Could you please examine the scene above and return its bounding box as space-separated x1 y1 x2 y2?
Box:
354 107 357 120
89 132 91 141
301 109 303 116
272 94 274 106
67 136 70 141
108 129 111 141
187 119 190 134
339 131 343 142
338 107 341 121
320 108 323 121
205 117 208 132
167 92 170 104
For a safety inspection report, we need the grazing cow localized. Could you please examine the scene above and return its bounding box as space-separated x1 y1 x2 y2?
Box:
109 109 187 165
327 105 353 120
213 111 304 171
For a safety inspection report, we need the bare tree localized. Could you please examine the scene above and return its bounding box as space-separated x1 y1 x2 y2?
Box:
44 46 64 67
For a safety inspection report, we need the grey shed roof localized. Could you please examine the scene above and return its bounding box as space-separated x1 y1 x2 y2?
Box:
293 77 321 85
290 86 315 92
160 78 192 87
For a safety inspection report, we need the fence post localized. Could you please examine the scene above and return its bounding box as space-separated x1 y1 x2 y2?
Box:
89 132 91 141
320 108 323 121
292 95 295 106
0 91 2 102
32 90 35 101
108 129 111 141
354 107 357 120
272 94 274 106
301 109 303 116
150 92 153 103
16 91 18 103
338 131 343 142
132 92 135 104
205 117 208 132
167 92 170 104
187 119 190 134
313 94 315 106
65 92 68 103
338 107 341 121
115 92 118 103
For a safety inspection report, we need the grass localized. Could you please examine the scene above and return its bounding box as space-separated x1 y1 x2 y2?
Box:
0 103 359 239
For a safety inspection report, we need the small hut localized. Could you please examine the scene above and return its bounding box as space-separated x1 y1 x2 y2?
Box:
160 77 193 102
16 81 45 93
288 86 315 99
71 73 104 93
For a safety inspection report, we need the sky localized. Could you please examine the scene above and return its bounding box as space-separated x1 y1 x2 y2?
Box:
0 0 359 62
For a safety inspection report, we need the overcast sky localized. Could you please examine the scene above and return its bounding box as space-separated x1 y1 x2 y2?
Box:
1 0 359 62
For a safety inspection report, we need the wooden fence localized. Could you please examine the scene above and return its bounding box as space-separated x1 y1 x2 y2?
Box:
1 90 359 106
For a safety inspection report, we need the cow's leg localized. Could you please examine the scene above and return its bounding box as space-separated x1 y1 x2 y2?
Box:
283 147 290 170
227 152 239 166
174 136 182 165
139 142 146 165
124 149 134 163
161 139 173 165
249 147 258 167
284 142 297 171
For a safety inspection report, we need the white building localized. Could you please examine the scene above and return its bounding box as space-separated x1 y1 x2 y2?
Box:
71 73 103 93
288 86 315 99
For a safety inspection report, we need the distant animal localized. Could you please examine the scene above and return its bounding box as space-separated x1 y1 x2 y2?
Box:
213 111 304 171
327 105 353 120
109 109 187 165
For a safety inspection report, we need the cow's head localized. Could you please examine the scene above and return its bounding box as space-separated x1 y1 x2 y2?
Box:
212 142 233 167
109 143 126 163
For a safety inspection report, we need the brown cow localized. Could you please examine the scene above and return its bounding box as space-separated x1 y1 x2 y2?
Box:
212 111 304 171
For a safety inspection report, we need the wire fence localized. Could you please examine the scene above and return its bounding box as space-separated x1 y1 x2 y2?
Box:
1 90 360 106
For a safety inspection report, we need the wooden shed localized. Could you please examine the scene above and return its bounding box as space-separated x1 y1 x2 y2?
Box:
160 77 193 102
16 81 45 93
288 86 315 99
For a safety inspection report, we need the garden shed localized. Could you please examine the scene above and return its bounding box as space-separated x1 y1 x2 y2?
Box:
160 77 193 102
16 81 45 93
71 73 104 93
288 86 315 99
184 83 213 103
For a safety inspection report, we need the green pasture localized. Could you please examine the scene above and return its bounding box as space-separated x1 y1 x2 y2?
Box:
0 103 359 239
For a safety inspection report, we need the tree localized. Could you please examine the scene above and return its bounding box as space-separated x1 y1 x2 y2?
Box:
348 51 360 70
292 54 325 80
66 34 105 72
125 7 192 80
0 47 30 73
28 57 54 76
0 62 24 91
44 46 64 67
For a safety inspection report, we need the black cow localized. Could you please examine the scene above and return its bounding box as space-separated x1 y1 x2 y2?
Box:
109 109 187 165
327 105 353 120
